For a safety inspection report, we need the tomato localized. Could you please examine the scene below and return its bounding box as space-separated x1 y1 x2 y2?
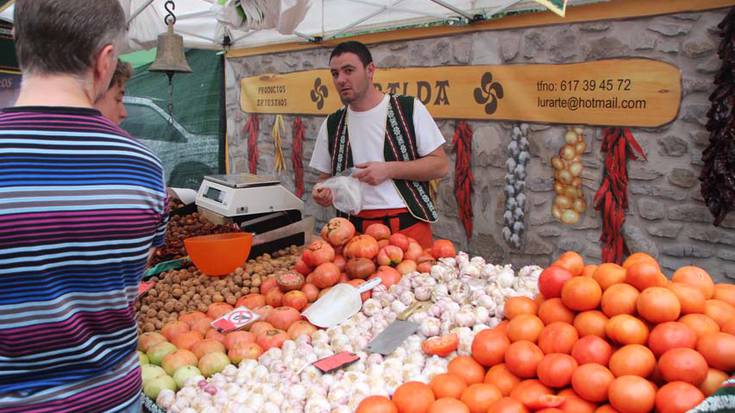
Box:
507 314 544 343
264 288 284 307
320 217 356 247
696 331 735 372
647 321 697 357
678 313 720 339
510 379 552 409
704 299 735 328
667 282 706 314
700 368 729 396
461 383 502 413
404 242 424 261
671 266 714 298
658 348 708 386
448 356 486 385
561 276 602 311
248 320 273 336
557 389 597 413
571 335 612 366
601 283 639 317
538 322 579 355
538 266 574 298
255 328 288 350
484 364 521 396
392 381 435 413
553 251 584 276
311 262 341 289
537 353 577 388
377 245 404 266
427 397 470 413
528 394 566 410
431 239 456 259
505 340 544 378
573 311 609 338
655 381 705 413
609 344 656 378
344 234 380 259
282 290 308 311
273 271 304 293
571 363 614 403
389 233 410 251
422 333 459 357
235 293 266 309
396 259 417 275
227 342 263 364
538 298 576 325
625 261 663 291
365 223 391 240
608 376 656 413
592 263 626 290
355 395 398 413
222 331 255 350
265 306 302 330
636 287 681 324
605 314 649 345
487 397 529 413
430 373 467 399
472 329 510 367
370 266 402 288
504 296 539 320
346 257 376 279
302 239 336 267
161 320 190 341
206 302 234 320
287 320 317 340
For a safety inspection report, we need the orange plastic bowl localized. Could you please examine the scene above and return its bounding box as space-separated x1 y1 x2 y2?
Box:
184 232 253 276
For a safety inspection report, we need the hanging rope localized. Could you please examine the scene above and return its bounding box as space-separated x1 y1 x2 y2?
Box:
292 117 305 198
593 127 646 264
272 115 286 173
245 113 259 174
452 121 474 240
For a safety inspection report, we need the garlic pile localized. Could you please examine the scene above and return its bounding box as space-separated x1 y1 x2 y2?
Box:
159 253 542 413
503 123 530 249
552 127 588 225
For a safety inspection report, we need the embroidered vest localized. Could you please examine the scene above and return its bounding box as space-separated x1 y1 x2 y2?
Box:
326 94 438 223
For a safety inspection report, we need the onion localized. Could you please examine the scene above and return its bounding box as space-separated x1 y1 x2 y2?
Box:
561 209 580 224
575 141 587 154
569 161 583 176
561 144 576 160
551 156 564 170
573 197 587 213
558 169 573 184
565 130 578 144
554 195 572 209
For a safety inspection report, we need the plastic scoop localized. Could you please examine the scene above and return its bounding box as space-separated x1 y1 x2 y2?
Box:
302 277 382 328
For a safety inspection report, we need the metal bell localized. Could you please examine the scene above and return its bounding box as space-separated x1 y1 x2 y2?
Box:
149 25 191 74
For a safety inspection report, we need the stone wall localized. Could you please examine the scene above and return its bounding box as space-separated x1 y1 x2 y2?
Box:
225 8 735 282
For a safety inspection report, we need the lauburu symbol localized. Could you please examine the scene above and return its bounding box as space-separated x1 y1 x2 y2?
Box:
474 72 504 115
310 77 329 109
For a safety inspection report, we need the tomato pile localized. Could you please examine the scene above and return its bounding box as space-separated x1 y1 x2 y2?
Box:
357 251 735 413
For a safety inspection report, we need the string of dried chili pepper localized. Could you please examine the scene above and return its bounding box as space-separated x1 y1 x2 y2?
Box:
292 117 305 198
245 113 259 175
452 121 474 240
593 127 646 264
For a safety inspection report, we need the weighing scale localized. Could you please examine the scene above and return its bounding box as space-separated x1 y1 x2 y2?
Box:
196 174 313 257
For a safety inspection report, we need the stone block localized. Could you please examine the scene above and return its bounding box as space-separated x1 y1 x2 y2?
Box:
647 223 682 239
657 38 680 54
528 206 556 226
647 21 692 36
471 233 507 264
686 227 735 246
622 223 659 258
668 168 698 188
557 238 587 253
453 36 473 64
522 32 545 59
683 76 715 96
523 234 554 255
682 34 716 59
587 37 628 60
662 245 714 258
668 204 713 223
697 55 721 74
549 28 580 63
537 226 563 237
690 152 705 167
474 125 506 168
720 249 735 262
579 22 610 32
498 32 519 63
658 135 688 157
631 184 688 201
690 130 710 148
637 198 665 220
527 176 553 192
629 164 663 181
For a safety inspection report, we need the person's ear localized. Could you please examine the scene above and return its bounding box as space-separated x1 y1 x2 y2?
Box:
94 44 116 94
366 62 376 81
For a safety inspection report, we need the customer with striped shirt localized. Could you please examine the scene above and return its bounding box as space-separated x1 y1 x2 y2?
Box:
0 1 168 412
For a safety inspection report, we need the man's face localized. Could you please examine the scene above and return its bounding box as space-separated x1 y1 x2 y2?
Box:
329 52 374 105
95 82 127 125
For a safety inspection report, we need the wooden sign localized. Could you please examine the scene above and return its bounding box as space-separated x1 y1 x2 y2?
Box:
240 59 681 127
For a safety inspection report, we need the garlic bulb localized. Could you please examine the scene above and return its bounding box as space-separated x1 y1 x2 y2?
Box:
419 317 441 337
414 285 432 301
454 307 475 327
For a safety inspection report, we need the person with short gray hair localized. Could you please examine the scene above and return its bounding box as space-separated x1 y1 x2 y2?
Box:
0 1 168 412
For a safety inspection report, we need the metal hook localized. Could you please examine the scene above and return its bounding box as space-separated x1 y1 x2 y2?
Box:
164 0 176 26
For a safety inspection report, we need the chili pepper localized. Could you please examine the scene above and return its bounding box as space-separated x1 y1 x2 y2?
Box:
245 113 259 175
292 117 305 198
453 121 474 239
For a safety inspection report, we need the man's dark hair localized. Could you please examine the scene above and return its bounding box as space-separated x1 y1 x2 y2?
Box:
14 0 127 76
330 41 373 67
110 60 133 90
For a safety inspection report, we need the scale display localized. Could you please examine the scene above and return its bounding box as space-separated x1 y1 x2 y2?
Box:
204 186 224 203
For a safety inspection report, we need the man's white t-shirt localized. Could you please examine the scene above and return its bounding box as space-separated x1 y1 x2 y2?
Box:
309 94 445 210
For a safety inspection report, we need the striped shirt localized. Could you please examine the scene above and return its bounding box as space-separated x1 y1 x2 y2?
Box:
0 107 168 412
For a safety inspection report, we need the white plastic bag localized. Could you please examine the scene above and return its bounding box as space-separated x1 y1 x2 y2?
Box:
315 176 363 215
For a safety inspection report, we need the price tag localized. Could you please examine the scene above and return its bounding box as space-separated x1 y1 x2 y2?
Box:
313 352 360 373
211 306 260 333
137 281 155 298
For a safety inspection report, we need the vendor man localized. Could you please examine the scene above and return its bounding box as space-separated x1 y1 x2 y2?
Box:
310 41 449 248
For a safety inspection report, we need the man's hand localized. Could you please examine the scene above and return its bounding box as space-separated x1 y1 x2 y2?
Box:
353 162 392 186
312 186 333 207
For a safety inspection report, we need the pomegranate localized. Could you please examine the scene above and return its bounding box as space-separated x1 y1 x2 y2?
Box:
302 239 335 267
320 217 356 247
276 271 305 292
376 245 404 266
346 258 376 280
365 223 391 240
344 235 380 260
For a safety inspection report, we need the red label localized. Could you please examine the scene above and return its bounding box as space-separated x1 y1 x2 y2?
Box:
313 352 360 373
211 307 259 333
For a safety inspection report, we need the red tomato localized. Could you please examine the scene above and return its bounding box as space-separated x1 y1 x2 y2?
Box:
422 334 459 357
